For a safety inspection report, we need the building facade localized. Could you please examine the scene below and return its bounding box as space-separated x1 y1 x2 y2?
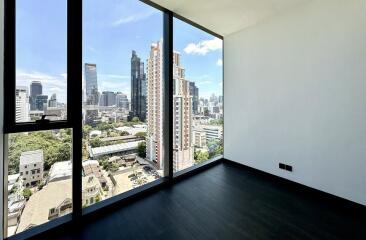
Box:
116 92 129 110
85 63 99 105
99 91 116 107
48 94 57 108
30 81 42 111
130 50 147 121
19 150 44 187
172 52 194 172
16 86 30 122
35 95 48 111
189 82 199 115
146 41 164 170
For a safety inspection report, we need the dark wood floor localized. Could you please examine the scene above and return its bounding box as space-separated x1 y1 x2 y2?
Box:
34 162 366 240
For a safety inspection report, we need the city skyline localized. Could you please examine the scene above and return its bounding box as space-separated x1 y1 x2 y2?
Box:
15 0 223 104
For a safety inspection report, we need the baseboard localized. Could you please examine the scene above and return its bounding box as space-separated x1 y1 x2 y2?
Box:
223 158 366 214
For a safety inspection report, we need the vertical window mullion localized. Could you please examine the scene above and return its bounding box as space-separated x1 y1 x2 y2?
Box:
3 0 16 132
163 10 173 181
67 0 83 220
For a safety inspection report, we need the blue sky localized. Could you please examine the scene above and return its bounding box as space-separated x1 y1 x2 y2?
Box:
16 0 223 103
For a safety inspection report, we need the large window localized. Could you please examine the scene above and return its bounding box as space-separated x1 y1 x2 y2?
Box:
172 18 223 173
3 0 73 238
3 0 223 238
5 130 72 237
15 0 67 123
82 0 165 208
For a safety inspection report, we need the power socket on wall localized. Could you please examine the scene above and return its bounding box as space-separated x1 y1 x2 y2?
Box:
279 163 293 172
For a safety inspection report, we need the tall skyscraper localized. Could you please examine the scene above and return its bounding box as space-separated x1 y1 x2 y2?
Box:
35 95 48 111
16 86 30 122
85 63 99 105
146 41 164 170
48 93 57 108
116 92 129 110
30 81 42 110
99 91 116 107
130 50 146 122
189 82 199 114
172 52 194 172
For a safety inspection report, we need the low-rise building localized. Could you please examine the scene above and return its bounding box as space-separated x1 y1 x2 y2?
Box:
89 141 143 159
8 173 20 193
19 150 44 187
83 160 108 189
16 179 72 233
193 129 207 148
82 175 102 207
48 160 72 183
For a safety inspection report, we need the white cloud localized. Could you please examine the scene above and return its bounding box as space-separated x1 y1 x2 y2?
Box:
184 38 222 55
112 10 156 26
216 59 223 66
86 46 97 53
99 74 129 79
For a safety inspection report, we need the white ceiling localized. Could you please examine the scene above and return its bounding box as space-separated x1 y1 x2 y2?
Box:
150 0 310 36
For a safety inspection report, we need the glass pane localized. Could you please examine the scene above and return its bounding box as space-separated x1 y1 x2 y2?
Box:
173 18 223 173
82 0 164 209
16 0 67 122
5 129 72 237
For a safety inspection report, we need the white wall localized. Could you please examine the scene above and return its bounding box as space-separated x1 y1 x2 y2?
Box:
224 0 366 205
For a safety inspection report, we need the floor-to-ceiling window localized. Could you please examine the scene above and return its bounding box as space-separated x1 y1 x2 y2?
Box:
2 1 223 238
172 18 223 173
3 0 72 237
82 0 165 209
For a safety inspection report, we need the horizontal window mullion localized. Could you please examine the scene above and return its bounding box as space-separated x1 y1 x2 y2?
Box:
3 121 73 134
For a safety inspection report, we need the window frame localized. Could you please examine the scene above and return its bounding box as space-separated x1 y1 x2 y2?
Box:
2 0 224 239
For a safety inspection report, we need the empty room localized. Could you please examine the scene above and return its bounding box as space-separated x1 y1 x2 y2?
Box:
0 0 365 239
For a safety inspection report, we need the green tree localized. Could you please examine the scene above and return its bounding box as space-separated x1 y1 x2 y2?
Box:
107 130 119 137
8 130 72 173
97 122 114 131
132 117 140 123
137 142 146 158
119 131 129 136
100 159 119 172
195 150 209 164
207 139 224 158
22 188 32 200
135 132 146 138
82 125 93 139
90 137 102 148
209 119 224 126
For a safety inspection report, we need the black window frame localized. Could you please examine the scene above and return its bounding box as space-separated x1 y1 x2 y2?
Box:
2 0 223 239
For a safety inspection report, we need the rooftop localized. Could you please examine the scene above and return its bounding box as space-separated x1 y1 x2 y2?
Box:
19 150 44 166
48 161 72 183
89 141 143 158
17 179 72 233
115 126 146 135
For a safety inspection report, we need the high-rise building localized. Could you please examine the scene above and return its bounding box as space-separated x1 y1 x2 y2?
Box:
130 51 146 122
116 92 129 110
189 82 199 114
172 51 194 172
16 86 30 122
35 95 48 111
48 93 57 108
30 81 42 110
99 91 116 107
85 63 99 105
146 41 164 170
